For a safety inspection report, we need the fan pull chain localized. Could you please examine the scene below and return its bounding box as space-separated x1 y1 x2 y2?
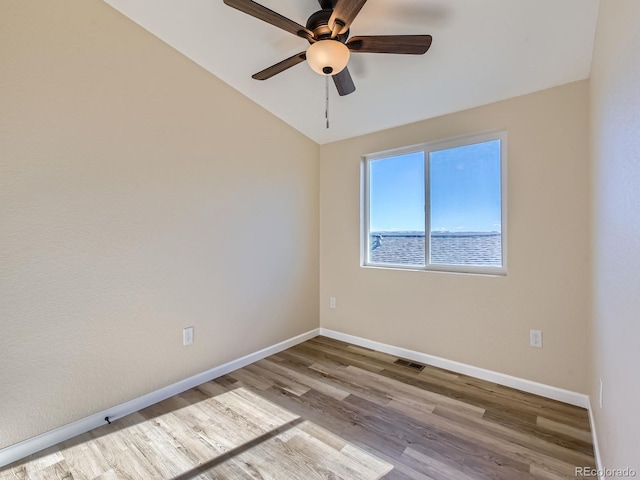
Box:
325 75 330 129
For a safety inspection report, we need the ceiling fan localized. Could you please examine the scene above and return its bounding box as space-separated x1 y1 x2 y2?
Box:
223 0 433 96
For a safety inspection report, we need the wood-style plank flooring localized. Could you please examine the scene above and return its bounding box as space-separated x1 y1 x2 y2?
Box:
0 336 595 479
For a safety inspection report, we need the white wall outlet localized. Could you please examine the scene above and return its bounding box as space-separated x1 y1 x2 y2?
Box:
329 297 336 309
529 329 542 348
599 378 604 408
183 327 194 346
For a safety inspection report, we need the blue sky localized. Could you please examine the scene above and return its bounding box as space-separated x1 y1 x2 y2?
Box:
369 140 502 233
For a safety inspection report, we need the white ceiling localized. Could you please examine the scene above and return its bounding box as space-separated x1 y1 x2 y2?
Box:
103 0 600 144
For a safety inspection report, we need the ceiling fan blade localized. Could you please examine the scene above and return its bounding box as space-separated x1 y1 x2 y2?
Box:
223 0 313 40
252 52 307 80
332 67 356 96
347 35 432 54
329 0 367 35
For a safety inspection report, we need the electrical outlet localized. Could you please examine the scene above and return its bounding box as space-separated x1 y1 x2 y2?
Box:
529 329 542 348
599 378 604 408
329 297 336 309
183 327 194 346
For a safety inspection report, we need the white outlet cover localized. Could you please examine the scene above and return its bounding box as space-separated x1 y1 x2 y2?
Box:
529 330 543 348
599 378 604 408
329 297 336 309
183 327 194 346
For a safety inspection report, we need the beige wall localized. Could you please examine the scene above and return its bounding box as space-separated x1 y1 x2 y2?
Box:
320 81 590 393
0 1 319 448
8 0 636 461
589 0 640 473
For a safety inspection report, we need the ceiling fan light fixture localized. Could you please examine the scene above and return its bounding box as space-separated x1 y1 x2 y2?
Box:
306 40 350 76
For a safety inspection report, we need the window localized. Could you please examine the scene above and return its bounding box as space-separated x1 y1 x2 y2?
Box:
363 132 506 274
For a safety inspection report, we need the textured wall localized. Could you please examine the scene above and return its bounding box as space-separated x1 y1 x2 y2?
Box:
0 1 319 448
320 81 590 393
589 0 640 473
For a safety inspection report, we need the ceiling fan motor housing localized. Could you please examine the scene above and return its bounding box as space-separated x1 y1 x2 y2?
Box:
306 10 348 42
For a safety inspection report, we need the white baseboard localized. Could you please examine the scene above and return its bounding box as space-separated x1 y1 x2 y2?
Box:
0 328 320 469
319 328 590 408
587 399 604 480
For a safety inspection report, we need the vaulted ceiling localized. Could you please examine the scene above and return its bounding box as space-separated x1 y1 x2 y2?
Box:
103 0 600 144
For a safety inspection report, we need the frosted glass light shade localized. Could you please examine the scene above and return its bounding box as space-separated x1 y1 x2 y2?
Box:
306 40 350 76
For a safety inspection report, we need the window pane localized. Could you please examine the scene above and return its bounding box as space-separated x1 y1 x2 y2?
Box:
369 152 425 266
429 140 502 267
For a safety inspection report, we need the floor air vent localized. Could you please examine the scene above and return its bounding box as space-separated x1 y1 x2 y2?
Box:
394 359 426 371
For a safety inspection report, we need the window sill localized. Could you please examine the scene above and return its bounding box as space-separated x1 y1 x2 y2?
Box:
361 263 507 277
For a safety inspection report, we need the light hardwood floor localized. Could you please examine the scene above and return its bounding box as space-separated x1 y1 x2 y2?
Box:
0 336 595 479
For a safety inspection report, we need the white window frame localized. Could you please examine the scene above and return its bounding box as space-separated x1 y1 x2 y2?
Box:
361 131 507 276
